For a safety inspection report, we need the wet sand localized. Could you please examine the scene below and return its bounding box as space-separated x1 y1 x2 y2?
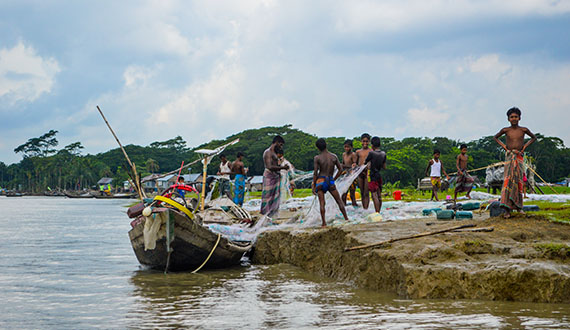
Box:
253 213 570 303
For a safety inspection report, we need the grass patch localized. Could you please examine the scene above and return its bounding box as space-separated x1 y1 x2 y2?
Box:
527 201 570 225
534 243 570 259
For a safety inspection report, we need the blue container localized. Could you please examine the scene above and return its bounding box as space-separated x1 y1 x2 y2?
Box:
422 208 442 216
456 211 473 219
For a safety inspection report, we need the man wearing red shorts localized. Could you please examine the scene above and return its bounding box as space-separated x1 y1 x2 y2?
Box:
365 136 387 213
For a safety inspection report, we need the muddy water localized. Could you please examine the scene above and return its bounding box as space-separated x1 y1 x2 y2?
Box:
0 196 568 329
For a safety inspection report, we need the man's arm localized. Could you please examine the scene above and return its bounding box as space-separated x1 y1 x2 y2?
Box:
334 156 343 181
382 152 387 170
494 128 508 151
312 157 319 194
456 155 462 174
264 150 288 171
425 160 432 176
522 128 537 153
441 161 450 180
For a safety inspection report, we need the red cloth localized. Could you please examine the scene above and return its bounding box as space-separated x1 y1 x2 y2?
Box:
368 177 382 192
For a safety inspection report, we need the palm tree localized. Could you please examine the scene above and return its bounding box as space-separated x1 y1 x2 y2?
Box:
145 158 160 173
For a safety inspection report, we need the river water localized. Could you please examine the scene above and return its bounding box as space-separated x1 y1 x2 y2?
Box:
0 196 569 329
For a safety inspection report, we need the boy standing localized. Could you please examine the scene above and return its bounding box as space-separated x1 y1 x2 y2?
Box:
454 144 474 201
356 133 372 209
494 107 536 218
232 152 247 206
425 149 450 201
365 136 387 213
312 138 349 227
341 139 358 207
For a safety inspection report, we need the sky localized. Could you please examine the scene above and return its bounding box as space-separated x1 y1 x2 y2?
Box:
1 0 570 165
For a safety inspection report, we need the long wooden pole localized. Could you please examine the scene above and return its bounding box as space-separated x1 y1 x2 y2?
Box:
448 162 506 176
344 224 475 252
141 158 202 183
200 156 208 212
527 166 558 195
96 105 144 200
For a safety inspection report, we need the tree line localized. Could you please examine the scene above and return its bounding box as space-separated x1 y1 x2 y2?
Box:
1 125 569 192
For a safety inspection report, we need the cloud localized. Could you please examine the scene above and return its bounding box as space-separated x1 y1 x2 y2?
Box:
333 0 570 34
0 41 60 105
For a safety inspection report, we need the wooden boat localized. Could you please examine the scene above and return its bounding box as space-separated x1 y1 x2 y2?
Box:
93 192 137 199
128 207 252 271
5 191 24 197
64 191 95 198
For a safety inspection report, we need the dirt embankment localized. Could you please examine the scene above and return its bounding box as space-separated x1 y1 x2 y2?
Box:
252 215 570 303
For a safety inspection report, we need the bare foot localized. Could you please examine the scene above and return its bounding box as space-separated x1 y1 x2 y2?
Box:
519 210 526 215
321 223 327 227
466 195 471 199
503 212 511 219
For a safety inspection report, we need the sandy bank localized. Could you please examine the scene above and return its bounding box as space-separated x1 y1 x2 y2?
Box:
252 215 570 303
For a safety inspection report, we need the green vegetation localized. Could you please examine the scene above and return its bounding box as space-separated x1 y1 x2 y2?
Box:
529 201 570 225
1 126 569 193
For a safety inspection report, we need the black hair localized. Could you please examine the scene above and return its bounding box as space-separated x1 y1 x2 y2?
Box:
361 133 371 141
316 138 326 151
236 152 244 158
506 107 521 117
219 153 226 159
433 149 440 155
275 146 284 155
460 144 467 149
371 136 381 148
344 139 353 147
273 135 285 144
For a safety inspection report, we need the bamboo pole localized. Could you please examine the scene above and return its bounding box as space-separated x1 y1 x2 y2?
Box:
344 224 475 252
527 166 558 195
96 105 144 200
200 156 208 212
448 162 506 176
142 158 202 183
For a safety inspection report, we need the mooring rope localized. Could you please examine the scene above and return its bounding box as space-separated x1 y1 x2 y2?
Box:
192 233 221 273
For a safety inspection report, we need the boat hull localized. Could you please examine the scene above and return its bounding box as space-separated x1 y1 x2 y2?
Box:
128 209 251 271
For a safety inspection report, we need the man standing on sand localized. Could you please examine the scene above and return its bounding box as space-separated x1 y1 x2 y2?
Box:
341 139 358 207
232 152 247 206
312 138 349 227
356 133 372 209
365 136 387 213
454 144 474 201
494 107 536 218
261 136 289 217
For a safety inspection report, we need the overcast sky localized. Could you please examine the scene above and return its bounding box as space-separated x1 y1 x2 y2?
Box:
1 0 569 164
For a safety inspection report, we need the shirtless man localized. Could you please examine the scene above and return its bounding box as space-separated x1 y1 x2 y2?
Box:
454 144 474 201
341 139 358 207
494 107 536 218
356 133 372 209
232 152 247 206
261 136 289 217
312 138 349 227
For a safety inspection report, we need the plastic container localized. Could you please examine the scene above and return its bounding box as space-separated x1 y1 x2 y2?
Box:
462 202 481 211
456 211 473 219
393 190 402 200
436 210 455 220
522 205 540 212
422 208 441 216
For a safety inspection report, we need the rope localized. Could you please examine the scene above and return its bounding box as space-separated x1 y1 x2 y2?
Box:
192 233 221 273
448 162 506 176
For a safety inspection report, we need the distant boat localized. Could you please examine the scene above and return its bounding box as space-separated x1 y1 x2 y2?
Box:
5 192 24 197
64 191 95 199
92 192 137 199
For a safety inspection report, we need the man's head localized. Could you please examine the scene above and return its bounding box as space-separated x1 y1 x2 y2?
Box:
344 139 353 153
316 138 327 151
273 135 285 148
219 154 227 162
460 144 467 154
236 151 244 160
506 107 521 126
361 133 371 149
433 149 441 159
370 136 381 149
275 146 284 157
